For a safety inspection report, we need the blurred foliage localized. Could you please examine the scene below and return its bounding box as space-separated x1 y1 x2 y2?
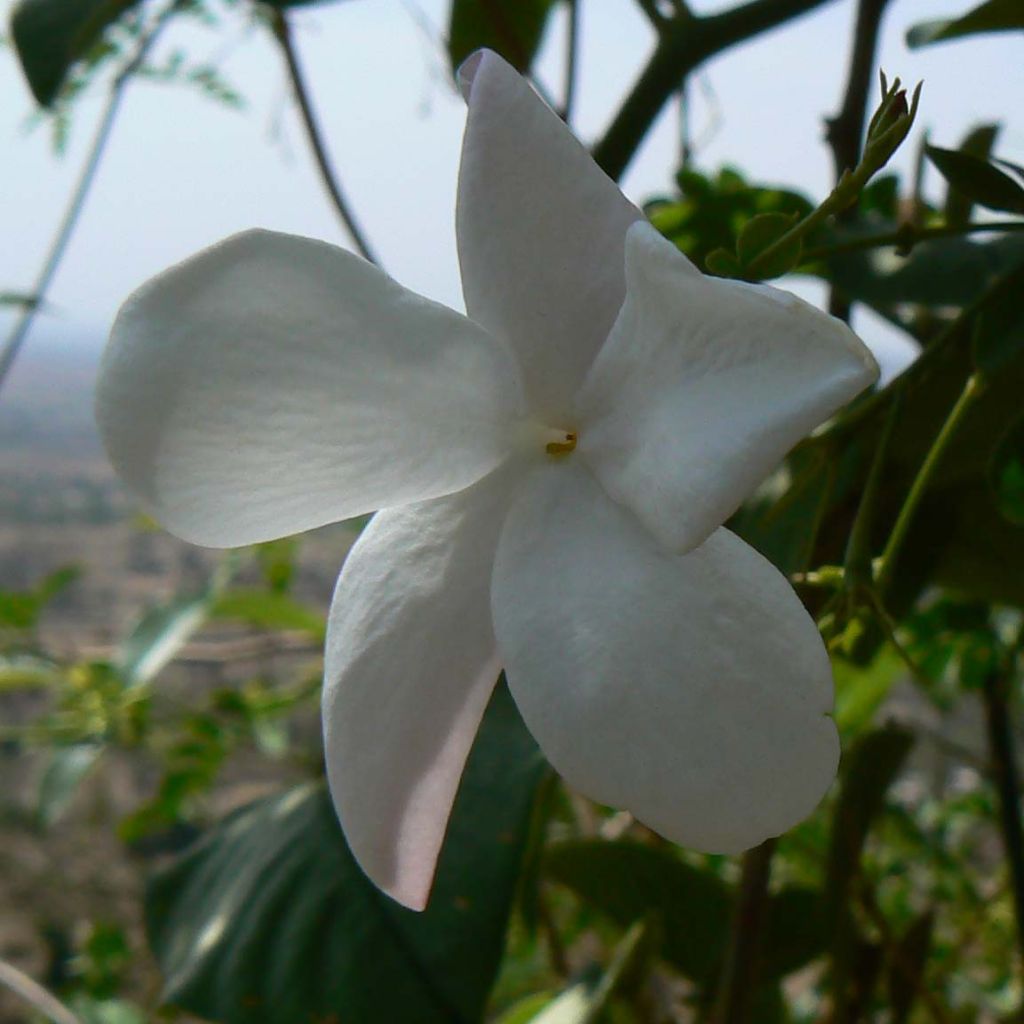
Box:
3 0 1024 1021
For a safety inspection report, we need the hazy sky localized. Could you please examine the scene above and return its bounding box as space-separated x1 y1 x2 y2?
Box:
0 0 1021 383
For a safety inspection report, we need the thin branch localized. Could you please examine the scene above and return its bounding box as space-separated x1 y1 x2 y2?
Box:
0 959 81 1024
270 10 380 266
825 0 892 320
803 218 1024 261
560 0 580 124
875 373 982 597
712 839 775 1024
593 0 837 181
0 3 179 396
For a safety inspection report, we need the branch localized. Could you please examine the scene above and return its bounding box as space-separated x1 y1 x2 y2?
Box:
826 0 892 319
593 0 838 181
271 11 380 267
803 218 1024 261
712 839 775 1024
0 3 180 396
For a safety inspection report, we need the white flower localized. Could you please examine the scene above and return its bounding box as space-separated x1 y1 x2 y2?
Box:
95 50 878 911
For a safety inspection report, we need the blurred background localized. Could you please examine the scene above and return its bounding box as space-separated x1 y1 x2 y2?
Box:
1 0 1023 1021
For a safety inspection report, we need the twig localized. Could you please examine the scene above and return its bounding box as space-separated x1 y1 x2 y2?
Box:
803 218 1024 261
0 3 180 396
0 959 81 1024
825 0 892 319
270 10 380 266
875 374 982 597
712 839 775 1024
593 0 836 181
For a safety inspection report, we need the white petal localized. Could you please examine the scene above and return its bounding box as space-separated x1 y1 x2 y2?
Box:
323 465 519 910
96 230 525 547
456 49 641 423
491 462 839 854
576 222 879 553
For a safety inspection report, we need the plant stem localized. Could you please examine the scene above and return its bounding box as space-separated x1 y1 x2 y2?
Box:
0 959 81 1024
593 0 836 181
981 654 1024 980
0 4 178 396
561 0 580 124
712 839 775 1024
271 10 380 266
825 0 891 319
804 218 1024 261
875 373 982 596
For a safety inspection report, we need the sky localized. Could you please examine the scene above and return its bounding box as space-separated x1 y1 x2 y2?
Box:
0 0 1021 387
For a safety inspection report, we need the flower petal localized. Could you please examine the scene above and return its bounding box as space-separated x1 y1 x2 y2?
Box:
491 461 839 854
96 230 525 547
576 222 879 554
457 49 641 422
323 466 519 910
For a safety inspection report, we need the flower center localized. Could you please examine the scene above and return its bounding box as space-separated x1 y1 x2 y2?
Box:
545 431 578 457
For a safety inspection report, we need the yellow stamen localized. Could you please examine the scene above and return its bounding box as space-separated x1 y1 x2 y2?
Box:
545 432 578 457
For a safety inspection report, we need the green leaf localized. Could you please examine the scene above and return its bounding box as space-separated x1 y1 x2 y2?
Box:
761 887 829 980
833 647 904 736
988 416 1024 525
944 124 1000 227
146 682 546 1024
10 0 140 106
37 743 103 826
971 277 1024 377
705 247 742 278
116 557 236 687
926 144 1024 215
827 229 1024 308
0 565 78 628
545 840 730 985
736 212 802 279
212 588 325 640
907 0 1024 48
448 0 558 75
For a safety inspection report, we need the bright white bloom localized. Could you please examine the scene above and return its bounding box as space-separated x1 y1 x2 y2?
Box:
95 50 878 911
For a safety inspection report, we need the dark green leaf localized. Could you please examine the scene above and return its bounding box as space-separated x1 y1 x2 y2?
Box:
705 247 742 278
448 0 558 75
944 124 1000 227
10 0 140 106
761 887 828 979
146 682 546 1024
545 840 731 984
989 417 1024 526
907 0 1024 48
37 743 103 826
972 279 1024 377
736 212 802 279
827 229 1024 308
927 144 1024 215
